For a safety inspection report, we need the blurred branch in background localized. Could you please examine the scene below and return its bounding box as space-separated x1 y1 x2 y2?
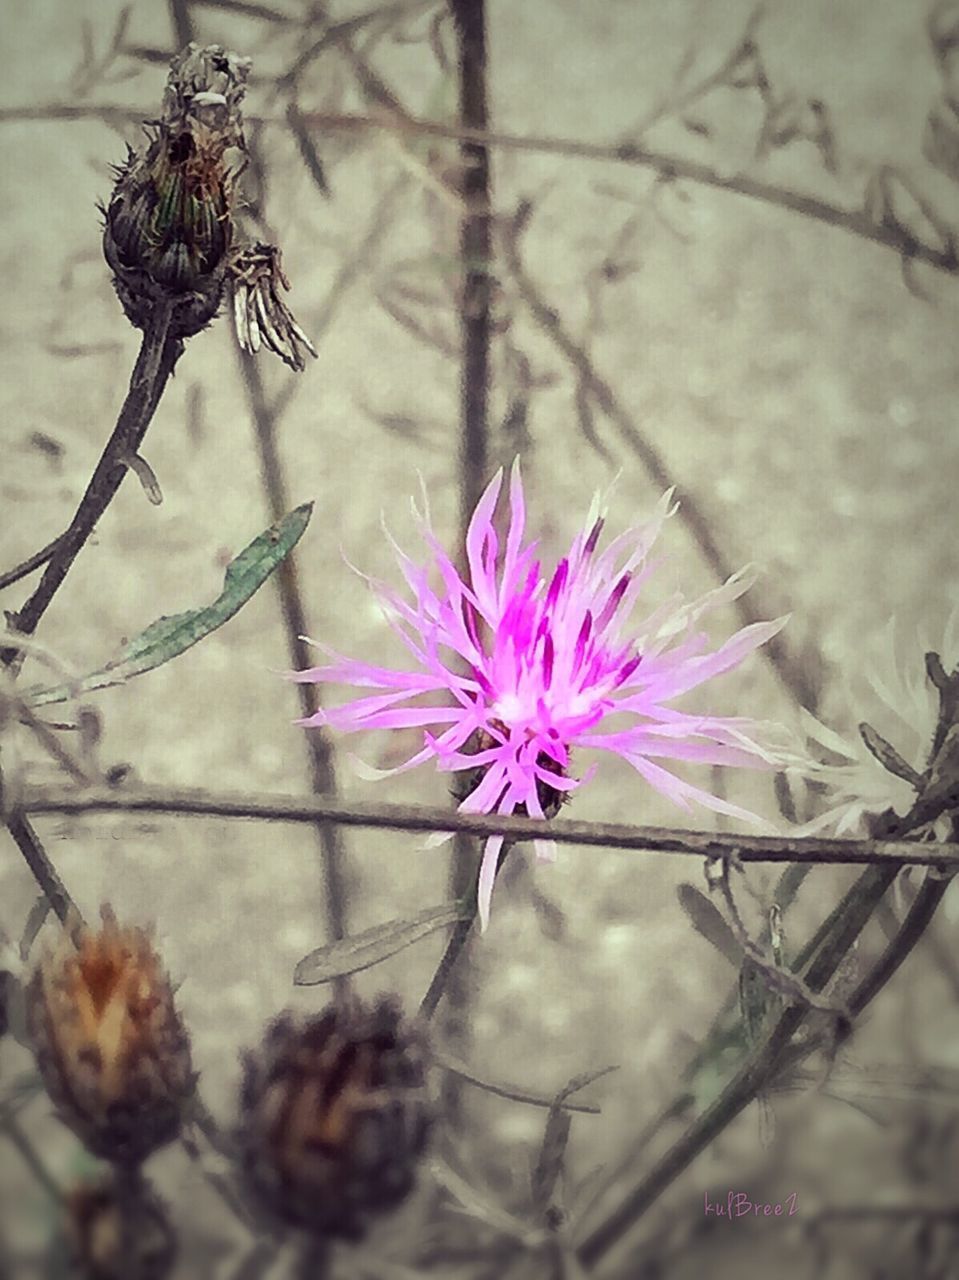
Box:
445 0 494 1124
237 348 351 959
500 202 821 713
297 109 959 276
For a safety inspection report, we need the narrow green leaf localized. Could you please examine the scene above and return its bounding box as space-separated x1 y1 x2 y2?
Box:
677 883 742 968
25 503 313 707
294 900 471 986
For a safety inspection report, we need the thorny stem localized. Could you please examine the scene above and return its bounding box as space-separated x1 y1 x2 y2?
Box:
2 303 180 671
237 350 350 956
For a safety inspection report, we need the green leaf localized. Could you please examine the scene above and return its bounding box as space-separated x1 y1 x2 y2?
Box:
676 883 742 968
294 900 471 986
25 503 313 707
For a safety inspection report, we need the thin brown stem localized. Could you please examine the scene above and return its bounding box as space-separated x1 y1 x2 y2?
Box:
577 778 956 1267
2 304 180 671
418 911 477 1020
4 813 79 930
0 532 65 592
501 204 819 712
846 871 954 1020
195 0 292 19
576 861 897 1269
16 782 959 868
237 351 350 954
443 0 494 1120
301 110 959 277
168 0 195 48
2 1112 65 1205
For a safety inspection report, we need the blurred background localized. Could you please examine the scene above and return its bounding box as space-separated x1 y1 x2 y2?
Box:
1 0 959 1276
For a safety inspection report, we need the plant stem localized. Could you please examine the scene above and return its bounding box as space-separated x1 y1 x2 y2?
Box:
445 0 494 1120
16 783 959 868
0 533 65 591
846 871 954 1020
419 910 477 1020
295 1237 332 1280
237 344 350 962
2 1112 64 1205
2 303 180 671
4 813 79 931
576 861 899 1269
300 110 959 277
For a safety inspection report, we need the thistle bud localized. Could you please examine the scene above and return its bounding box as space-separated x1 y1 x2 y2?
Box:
27 908 194 1165
62 1175 175 1280
238 997 431 1240
102 44 251 337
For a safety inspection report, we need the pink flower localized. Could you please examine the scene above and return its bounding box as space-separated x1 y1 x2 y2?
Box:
293 463 788 930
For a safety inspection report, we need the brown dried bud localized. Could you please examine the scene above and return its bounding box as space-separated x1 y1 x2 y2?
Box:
102 44 251 337
238 997 431 1240
63 1174 176 1280
28 908 194 1165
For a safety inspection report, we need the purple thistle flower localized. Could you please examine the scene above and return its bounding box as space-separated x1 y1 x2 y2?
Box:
293 463 789 930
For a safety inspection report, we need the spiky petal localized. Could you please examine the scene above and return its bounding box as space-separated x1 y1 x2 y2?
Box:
294 463 789 929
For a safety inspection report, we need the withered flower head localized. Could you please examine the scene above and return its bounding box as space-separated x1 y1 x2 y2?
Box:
239 997 431 1240
102 43 316 368
63 1175 175 1280
28 907 194 1165
102 44 251 336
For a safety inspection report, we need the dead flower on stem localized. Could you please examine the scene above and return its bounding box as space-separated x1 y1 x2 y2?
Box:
27 907 194 1166
102 42 316 368
238 997 431 1241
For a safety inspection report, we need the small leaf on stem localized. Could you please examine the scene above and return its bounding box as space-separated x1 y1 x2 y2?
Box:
294 900 472 985
677 883 742 968
24 504 313 707
859 721 923 789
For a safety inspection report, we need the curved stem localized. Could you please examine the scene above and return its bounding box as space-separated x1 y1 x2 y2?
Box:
4 813 79 931
2 302 180 671
0 532 65 592
418 909 477 1021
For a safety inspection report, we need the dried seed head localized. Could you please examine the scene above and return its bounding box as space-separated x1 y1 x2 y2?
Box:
102 44 251 337
63 1175 176 1280
27 907 194 1165
238 997 431 1240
